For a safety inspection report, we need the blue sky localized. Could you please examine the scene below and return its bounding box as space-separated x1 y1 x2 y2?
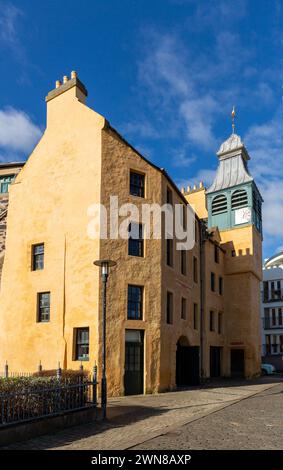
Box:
0 0 283 258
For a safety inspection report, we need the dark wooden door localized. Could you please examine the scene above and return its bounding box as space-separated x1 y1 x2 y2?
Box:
231 349 245 377
124 331 144 395
210 346 221 377
176 345 200 386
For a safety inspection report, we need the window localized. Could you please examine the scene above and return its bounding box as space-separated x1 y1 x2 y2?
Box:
166 187 173 205
181 250 186 275
0 175 14 193
32 243 44 271
212 194 227 215
181 297 187 320
127 285 143 320
130 171 145 197
37 292 50 322
193 303 198 330
210 310 214 331
272 334 277 354
231 189 248 210
128 223 144 257
218 312 222 334
193 256 198 283
166 292 173 324
214 244 219 263
279 308 282 326
75 327 89 361
265 335 271 354
166 238 173 267
272 308 276 326
219 277 223 295
280 336 283 353
211 272 215 292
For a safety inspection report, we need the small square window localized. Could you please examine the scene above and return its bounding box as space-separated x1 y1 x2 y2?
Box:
166 187 173 205
37 292 50 322
32 243 44 271
75 327 89 361
130 171 145 197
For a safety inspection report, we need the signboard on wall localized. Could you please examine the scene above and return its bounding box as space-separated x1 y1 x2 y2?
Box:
235 207 251 225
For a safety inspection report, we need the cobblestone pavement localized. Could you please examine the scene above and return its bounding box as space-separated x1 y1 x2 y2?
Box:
2 376 282 450
134 382 283 450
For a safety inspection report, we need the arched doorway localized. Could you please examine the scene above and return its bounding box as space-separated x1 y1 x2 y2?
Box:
176 337 200 387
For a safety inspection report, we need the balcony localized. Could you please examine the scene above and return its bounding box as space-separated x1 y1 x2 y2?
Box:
262 289 283 303
262 318 283 330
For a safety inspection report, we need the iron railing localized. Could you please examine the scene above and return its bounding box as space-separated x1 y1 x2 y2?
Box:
0 366 97 427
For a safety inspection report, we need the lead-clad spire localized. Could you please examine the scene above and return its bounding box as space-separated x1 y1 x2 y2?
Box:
206 131 253 194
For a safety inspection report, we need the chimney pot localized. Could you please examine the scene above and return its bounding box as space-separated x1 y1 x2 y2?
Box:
187 185 191 192
181 187 185 194
199 181 204 188
193 184 197 190
55 80 61 89
63 75 69 84
71 70 77 79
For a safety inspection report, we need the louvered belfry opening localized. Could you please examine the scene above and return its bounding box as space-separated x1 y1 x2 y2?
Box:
231 189 248 210
211 194 228 215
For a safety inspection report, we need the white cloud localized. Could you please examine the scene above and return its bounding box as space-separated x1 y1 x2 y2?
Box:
0 3 22 45
0 107 42 156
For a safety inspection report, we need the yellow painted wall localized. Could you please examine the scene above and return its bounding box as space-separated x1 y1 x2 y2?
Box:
0 83 105 373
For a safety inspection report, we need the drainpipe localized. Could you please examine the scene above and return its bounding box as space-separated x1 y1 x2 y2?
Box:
199 219 208 384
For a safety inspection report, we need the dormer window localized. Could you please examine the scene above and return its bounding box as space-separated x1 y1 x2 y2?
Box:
231 189 248 209
211 194 227 215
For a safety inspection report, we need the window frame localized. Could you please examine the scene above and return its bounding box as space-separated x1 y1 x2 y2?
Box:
166 291 173 325
127 285 144 320
32 243 44 271
130 170 145 198
211 272 215 292
128 223 144 257
181 297 187 320
37 291 50 323
193 303 198 330
74 327 89 361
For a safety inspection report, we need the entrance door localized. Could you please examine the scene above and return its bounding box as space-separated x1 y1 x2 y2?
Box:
124 330 144 395
176 344 200 386
210 346 222 377
231 349 245 377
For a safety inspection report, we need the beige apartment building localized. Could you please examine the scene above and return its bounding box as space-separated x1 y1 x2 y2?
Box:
0 73 263 395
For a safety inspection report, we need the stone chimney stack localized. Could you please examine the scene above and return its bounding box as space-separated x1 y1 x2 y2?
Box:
45 71 88 105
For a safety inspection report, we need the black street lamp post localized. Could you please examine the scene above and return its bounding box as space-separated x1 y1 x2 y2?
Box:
93 259 116 419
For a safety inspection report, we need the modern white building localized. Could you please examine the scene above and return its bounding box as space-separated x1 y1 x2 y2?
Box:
261 252 283 371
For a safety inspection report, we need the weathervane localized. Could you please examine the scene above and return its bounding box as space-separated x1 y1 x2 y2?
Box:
231 106 236 134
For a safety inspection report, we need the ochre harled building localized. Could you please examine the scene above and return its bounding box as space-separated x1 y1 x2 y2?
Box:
0 73 263 395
